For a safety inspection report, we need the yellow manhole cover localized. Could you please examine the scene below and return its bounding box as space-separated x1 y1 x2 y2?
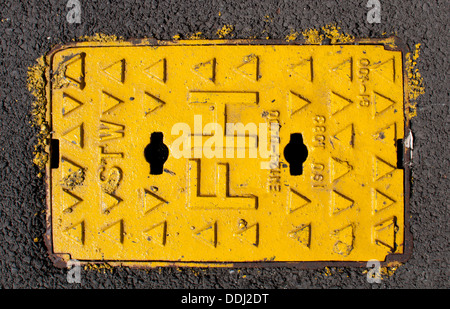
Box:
45 39 412 267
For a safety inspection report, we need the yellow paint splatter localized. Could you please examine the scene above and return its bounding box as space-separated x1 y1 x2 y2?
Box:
79 33 123 43
189 32 204 40
302 28 324 44
172 34 181 40
322 24 354 44
285 30 299 42
84 263 113 273
323 267 332 276
217 25 234 38
362 265 401 280
380 266 398 277
27 56 49 177
405 43 425 119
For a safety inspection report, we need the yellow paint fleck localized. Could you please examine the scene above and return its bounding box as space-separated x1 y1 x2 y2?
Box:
33 237 39 242
263 15 272 23
380 266 398 277
362 265 401 280
322 24 354 44
84 263 113 273
405 43 425 119
323 266 332 276
302 28 324 44
285 30 299 42
172 34 181 40
189 32 204 40
217 25 234 38
79 33 123 43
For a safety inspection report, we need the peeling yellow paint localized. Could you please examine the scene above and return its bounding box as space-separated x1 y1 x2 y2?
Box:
51 61 71 89
217 25 234 38
60 168 85 190
27 56 49 177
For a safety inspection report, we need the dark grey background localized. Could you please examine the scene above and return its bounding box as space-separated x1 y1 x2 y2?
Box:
0 0 448 289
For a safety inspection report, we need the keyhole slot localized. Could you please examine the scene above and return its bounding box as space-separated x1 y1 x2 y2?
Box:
283 133 308 176
50 139 60 169
396 138 404 169
144 132 169 175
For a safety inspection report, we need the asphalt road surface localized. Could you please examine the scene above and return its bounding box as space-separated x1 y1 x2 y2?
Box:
0 0 448 289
